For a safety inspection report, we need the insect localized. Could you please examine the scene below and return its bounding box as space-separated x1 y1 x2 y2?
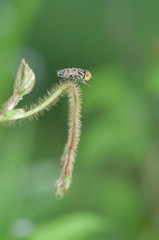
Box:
57 68 92 87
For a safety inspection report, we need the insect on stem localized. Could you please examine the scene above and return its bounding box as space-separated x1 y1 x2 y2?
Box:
57 68 92 87
0 59 91 199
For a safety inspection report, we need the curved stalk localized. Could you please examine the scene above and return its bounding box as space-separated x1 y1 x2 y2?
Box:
0 80 81 199
54 85 81 199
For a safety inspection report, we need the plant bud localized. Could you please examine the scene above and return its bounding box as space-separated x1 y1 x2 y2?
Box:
14 59 35 97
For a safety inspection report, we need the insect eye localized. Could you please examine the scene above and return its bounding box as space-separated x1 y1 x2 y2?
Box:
85 71 91 81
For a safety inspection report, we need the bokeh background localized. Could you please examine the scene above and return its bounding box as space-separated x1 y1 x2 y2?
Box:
0 0 159 239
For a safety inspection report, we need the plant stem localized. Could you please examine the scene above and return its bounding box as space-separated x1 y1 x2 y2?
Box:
0 81 82 199
0 82 71 122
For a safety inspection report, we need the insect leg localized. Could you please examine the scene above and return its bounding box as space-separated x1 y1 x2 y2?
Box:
84 81 90 87
59 78 69 84
59 79 65 83
73 79 78 87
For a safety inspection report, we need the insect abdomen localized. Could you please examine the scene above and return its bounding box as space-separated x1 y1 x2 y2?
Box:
57 70 65 77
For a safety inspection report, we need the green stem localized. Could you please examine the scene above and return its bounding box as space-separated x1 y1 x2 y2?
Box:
0 82 73 123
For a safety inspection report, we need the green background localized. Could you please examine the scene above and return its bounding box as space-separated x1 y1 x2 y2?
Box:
0 0 159 239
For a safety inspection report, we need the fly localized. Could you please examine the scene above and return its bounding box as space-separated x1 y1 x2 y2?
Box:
57 68 92 87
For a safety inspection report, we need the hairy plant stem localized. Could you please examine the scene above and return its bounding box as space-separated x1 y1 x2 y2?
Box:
0 83 70 121
55 86 81 199
0 81 81 199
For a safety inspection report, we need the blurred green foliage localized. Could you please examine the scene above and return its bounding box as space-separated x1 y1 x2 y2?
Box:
0 0 159 239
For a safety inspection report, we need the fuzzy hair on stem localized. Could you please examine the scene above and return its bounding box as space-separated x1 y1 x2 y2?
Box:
0 59 82 199
54 86 81 199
